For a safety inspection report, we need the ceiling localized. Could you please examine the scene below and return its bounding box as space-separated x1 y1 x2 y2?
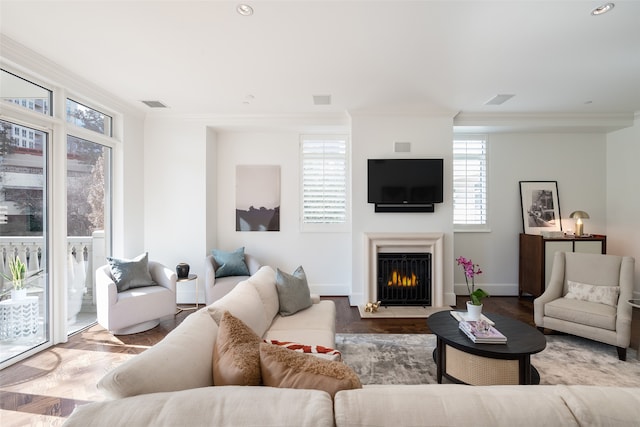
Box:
1 0 639 122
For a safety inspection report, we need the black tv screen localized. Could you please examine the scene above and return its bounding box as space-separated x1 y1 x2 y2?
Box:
368 159 443 204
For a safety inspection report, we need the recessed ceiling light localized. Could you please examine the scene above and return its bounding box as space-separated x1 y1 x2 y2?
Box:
484 94 515 106
237 4 253 16
591 3 615 15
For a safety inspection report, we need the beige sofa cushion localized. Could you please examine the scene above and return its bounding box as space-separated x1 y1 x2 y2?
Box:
65 386 335 427
97 309 218 399
559 385 640 426
208 278 268 336
334 385 580 427
265 300 336 348
545 297 617 330
246 265 280 324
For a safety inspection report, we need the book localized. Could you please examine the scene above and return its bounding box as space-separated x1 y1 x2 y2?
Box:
458 320 507 344
450 310 495 326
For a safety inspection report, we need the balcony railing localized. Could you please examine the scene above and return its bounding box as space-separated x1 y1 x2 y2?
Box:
0 232 105 306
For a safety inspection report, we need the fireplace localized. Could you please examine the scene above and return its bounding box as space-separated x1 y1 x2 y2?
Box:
377 252 431 306
364 232 445 309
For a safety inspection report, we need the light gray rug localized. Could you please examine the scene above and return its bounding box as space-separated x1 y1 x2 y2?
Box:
335 333 640 387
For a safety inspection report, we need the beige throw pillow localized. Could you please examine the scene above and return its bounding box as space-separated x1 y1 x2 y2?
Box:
260 342 361 398
565 280 620 307
212 311 262 386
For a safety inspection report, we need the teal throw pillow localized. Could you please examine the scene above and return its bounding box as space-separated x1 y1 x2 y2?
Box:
275 266 312 316
212 247 250 278
107 252 156 292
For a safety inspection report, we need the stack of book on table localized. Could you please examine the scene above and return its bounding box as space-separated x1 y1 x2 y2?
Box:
458 319 508 344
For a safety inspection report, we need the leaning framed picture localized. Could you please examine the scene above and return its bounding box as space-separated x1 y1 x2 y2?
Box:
519 181 562 235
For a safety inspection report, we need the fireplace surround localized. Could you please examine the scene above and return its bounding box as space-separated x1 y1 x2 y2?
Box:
364 232 445 315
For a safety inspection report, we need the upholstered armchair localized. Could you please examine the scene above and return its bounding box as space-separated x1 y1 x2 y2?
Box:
204 251 261 305
534 251 635 360
96 259 177 335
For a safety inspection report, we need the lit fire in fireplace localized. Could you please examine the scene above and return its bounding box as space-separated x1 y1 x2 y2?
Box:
387 271 418 287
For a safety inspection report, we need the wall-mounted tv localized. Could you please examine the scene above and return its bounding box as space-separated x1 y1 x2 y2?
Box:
367 158 443 212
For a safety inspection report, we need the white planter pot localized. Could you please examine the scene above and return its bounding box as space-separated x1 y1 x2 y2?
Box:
466 301 483 321
11 288 28 300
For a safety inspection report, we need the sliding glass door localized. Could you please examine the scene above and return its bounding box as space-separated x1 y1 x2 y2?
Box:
1 69 115 367
66 136 111 335
0 119 50 365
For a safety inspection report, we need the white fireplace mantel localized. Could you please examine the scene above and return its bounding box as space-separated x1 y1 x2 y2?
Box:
364 232 445 307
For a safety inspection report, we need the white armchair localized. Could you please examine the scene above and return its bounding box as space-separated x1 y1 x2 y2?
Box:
204 253 261 305
96 261 177 335
534 251 635 360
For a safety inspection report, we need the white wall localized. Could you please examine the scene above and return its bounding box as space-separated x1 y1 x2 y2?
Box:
141 112 635 305
214 129 351 296
350 113 456 306
606 115 640 295
144 117 210 303
454 132 607 296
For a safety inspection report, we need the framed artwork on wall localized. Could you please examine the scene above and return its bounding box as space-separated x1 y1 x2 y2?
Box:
519 181 562 235
236 165 281 231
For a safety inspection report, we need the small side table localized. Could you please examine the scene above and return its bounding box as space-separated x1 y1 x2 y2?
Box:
0 296 39 340
176 274 199 314
628 299 640 360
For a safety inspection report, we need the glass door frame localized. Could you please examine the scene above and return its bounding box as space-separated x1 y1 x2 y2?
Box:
0 88 115 369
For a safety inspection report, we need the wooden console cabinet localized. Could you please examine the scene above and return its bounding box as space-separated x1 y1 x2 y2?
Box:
518 233 606 297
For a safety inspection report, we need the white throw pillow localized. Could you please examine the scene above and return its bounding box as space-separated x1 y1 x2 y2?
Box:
565 280 620 307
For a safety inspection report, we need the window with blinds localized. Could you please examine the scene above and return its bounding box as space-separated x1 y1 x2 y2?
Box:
453 135 487 228
300 135 349 230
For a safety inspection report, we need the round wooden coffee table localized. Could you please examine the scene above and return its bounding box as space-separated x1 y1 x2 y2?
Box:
427 311 546 385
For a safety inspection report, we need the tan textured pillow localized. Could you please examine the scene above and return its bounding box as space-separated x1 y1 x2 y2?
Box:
565 280 620 307
212 311 262 386
260 342 362 398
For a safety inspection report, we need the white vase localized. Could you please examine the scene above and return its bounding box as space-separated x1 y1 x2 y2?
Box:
11 288 27 300
466 301 483 321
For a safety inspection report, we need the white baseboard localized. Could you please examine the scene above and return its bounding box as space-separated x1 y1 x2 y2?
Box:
309 283 350 297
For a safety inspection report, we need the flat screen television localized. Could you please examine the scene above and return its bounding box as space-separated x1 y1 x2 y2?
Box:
368 159 443 211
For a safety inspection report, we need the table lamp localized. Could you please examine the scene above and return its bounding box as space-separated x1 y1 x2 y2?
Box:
570 211 590 237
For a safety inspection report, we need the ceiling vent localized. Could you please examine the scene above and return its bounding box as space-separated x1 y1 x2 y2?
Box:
313 95 332 106
141 100 169 108
484 94 515 106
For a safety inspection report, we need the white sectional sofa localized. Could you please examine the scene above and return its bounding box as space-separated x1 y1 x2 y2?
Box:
64 266 640 426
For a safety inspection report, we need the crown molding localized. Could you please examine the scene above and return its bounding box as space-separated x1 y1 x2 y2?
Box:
0 35 144 119
454 112 635 134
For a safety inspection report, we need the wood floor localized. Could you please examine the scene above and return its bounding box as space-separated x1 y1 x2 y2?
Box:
0 296 534 424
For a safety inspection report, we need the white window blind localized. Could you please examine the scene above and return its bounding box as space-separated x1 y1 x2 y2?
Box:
453 135 487 226
301 136 348 227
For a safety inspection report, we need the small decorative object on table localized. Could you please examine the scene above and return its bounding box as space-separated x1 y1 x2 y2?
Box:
364 301 381 313
176 263 190 279
456 256 489 321
458 319 507 344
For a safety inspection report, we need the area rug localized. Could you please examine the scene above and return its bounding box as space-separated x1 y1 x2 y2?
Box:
335 333 640 387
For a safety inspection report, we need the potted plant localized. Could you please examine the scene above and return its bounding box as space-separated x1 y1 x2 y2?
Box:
456 256 489 320
1 256 43 300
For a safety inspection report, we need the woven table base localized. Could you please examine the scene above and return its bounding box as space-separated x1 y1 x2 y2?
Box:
445 344 519 385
